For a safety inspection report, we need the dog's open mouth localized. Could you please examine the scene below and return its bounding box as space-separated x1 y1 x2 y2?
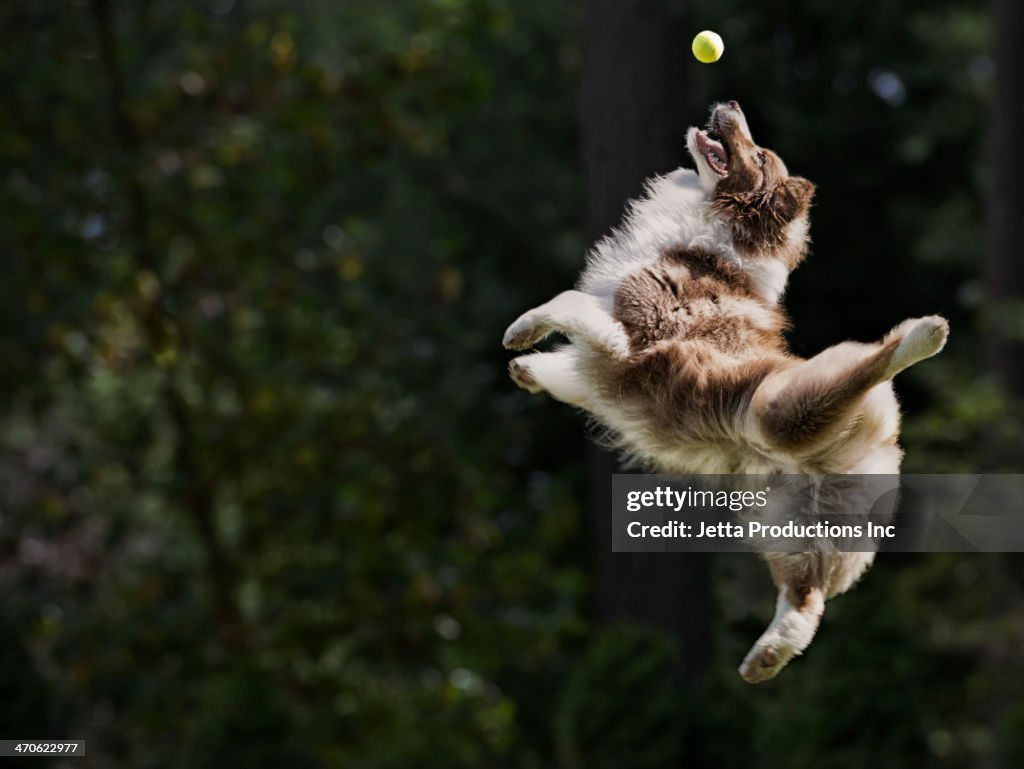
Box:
695 129 729 177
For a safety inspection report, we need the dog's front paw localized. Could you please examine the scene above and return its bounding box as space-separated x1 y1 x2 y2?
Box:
502 313 551 351
738 642 794 684
508 357 543 394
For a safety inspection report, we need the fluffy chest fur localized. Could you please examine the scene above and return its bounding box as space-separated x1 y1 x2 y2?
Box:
578 169 792 308
613 246 787 355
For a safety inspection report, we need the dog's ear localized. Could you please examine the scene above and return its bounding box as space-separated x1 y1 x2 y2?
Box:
712 177 815 255
714 177 815 226
771 177 815 223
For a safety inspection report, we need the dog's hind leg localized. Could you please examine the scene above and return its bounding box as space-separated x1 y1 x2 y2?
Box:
740 552 875 683
503 291 630 358
881 315 951 379
750 316 948 455
740 580 825 684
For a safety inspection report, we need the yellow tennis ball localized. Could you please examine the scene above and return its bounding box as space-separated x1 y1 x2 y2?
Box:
692 30 724 64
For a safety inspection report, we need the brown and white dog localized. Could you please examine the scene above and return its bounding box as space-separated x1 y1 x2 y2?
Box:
502 101 948 683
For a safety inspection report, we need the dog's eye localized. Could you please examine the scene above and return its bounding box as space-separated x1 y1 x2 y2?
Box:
756 152 767 168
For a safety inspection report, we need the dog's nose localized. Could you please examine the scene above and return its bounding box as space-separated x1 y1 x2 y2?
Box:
727 100 740 110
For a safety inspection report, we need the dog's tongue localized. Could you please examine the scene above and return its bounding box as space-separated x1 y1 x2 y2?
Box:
695 130 726 159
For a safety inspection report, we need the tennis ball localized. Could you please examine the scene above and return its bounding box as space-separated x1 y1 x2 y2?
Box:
692 30 724 64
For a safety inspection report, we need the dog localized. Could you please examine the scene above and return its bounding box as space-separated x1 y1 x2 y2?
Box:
502 101 949 682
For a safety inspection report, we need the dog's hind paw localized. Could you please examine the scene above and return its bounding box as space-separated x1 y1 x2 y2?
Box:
887 315 949 377
739 643 795 684
502 313 552 351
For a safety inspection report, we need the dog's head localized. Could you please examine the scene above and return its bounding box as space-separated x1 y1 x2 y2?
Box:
687 102 815 266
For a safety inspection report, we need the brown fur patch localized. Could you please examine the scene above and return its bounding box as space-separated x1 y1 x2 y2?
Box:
785 583 824 613
613 246 787 352
712 179 815 269
756 339 898 452
605 245 797 458
603 345 786 458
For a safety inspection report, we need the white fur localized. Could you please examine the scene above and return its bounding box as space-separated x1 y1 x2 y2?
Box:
577 168 769 302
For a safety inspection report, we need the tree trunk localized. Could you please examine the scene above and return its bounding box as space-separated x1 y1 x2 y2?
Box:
988 0 1024 399
581 0 713 683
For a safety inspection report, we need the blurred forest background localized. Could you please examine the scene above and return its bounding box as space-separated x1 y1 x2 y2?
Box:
2 0 1024 767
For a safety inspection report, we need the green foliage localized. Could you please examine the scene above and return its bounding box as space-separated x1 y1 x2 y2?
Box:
181 665 321 769
1001 700 1024 768
1 0 584 765
557 625 684 769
